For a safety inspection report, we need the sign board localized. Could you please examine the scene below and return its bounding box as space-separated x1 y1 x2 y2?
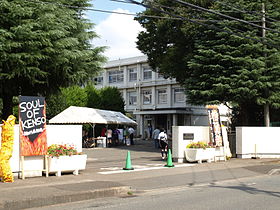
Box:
183 133 194 140
207 106 223 147
19 96 47 156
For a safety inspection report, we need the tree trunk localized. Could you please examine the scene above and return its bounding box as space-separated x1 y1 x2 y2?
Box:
264 103 270 127
1 94 13 120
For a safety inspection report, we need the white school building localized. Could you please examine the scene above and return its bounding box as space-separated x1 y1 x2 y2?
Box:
94 56 229 138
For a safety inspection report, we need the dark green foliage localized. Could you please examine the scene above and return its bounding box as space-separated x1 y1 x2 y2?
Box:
85 83 101 109
98 87 125 113
0 0 106 120
136 0 280 125
46 93 67 120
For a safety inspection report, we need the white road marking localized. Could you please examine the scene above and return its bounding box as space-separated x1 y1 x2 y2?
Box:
98 163 194 174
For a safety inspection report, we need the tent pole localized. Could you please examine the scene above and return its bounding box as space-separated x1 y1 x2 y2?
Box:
92 124 95 138
106 124 108 147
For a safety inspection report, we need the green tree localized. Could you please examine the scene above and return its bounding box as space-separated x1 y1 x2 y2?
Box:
136 0 280 125
46 85 87 119
98 86 125 113
46 92 67 120
85 83 101 108
46 85 125 119
0 0 106 120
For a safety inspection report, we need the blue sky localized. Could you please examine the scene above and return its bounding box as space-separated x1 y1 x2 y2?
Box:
87 0 145 61
89 0 143 24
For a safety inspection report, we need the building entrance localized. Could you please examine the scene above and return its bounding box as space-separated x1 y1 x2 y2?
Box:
155 115 167 130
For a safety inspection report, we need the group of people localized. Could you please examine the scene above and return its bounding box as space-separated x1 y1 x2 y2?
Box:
101 126 135 147
152 127 169 160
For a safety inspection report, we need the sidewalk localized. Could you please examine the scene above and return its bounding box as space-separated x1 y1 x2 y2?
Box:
1 139 279 209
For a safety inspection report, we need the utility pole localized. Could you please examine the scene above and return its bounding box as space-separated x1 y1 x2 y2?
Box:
262 3 270 127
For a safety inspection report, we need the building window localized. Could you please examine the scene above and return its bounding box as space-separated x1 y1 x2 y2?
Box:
128 68 137 82
94 76 103 85
108 70 124 83
142 90 152 104
128 91 137 105
143 66 152 80
174 88 185 103
158 89 167 104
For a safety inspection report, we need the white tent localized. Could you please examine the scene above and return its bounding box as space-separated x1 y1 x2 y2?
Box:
49 106 137 125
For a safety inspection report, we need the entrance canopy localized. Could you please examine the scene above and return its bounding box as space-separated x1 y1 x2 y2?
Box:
49 106 137 125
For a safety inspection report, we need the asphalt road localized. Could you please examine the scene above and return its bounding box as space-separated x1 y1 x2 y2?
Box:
12 140 280 210
30 175 280 210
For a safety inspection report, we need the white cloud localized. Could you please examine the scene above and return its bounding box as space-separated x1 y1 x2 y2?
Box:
92 9 144 61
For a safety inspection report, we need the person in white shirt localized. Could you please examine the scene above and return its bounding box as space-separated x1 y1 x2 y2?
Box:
128 126 135 145
158 128 168 160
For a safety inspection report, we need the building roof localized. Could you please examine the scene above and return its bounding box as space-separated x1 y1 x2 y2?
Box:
103 55 148 68
49 106 137 125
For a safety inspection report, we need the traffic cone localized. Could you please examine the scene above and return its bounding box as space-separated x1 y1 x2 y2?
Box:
164 149 175 167
123 151 134 170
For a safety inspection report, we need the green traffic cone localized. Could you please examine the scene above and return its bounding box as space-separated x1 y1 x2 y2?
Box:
164 149 175 167
123 151 134 170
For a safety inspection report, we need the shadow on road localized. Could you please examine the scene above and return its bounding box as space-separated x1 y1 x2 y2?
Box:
210 183 280 198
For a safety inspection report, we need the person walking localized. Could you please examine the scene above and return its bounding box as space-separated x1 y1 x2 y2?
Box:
158 128 168 160
107 128 113 147
152 127 160 148
128 126 135 145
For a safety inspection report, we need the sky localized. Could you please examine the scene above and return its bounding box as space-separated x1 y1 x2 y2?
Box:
87 0 145 61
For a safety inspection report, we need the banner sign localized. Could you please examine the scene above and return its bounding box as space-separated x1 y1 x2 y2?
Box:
19 96 47 156
207 106 223 147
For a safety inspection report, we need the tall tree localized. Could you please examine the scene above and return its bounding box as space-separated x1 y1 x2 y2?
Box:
0 0 106 120
98 87 125 113
136 0 280 125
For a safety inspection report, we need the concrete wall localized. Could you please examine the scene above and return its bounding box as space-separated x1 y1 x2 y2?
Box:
0 124 82 176
172 126 210 163
236 127 280 158
172 126 229 163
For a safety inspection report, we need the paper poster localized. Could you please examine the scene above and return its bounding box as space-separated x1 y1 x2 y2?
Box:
207 106 223 147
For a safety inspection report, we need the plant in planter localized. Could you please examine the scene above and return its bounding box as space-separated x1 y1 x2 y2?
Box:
47 144 87 176
186 142 212 149
185 141 215 163
47 144 82 157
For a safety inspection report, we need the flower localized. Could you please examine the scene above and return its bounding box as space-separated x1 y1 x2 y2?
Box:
186 141 213 150
47 144 82 157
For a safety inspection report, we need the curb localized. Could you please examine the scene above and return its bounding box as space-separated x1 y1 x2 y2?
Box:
0 186 131 210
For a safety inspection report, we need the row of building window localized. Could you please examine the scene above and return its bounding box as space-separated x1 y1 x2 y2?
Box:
127 88 185 106
96 67 164 85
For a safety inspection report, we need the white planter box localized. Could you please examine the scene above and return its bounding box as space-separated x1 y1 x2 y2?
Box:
48 154 87 176
185 148 215 163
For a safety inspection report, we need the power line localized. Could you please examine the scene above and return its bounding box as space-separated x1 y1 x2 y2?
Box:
118 0 280 35
142 0 254 36
22 0 181 20
19 0 280 47
22 0 258 24
173 0 280 35
126 0 279 49
213 0 279 23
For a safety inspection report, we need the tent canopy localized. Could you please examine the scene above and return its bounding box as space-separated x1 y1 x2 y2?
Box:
49 106 137 125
